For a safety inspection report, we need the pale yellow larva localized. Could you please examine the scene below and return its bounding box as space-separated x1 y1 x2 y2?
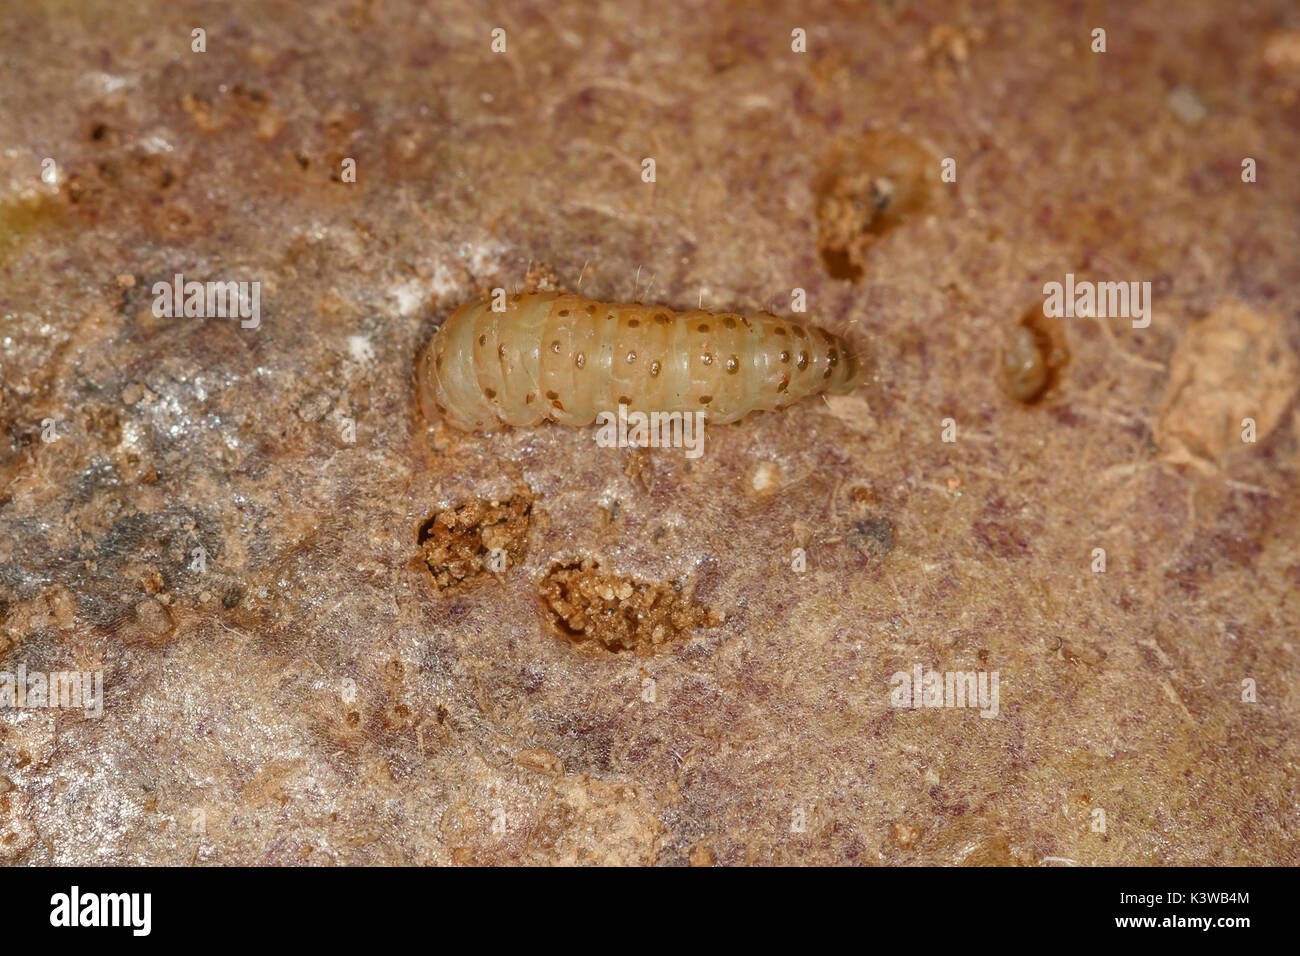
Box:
416 292 860 431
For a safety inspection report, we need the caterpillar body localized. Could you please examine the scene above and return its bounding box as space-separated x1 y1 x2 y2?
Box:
417 292 860 431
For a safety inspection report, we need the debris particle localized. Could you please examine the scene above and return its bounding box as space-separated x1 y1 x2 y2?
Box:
418 492 533 591
751 461 779 493
689 846 713 866
538 559 722 653
134 596 174 641
893 821 920 848
1167 85 1208 125
1263 30 1300 71
515 748 564 776
295 391 332 422
814 131 940 280
1156 301 1299 466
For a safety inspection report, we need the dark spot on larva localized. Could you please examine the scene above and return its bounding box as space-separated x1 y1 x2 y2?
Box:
741 317 753 330
586 304 597 314
654 312 670 324
436 354 443 368
626 351 637 363
552 399 565 410
485 388 496 399
546 390 559 400
775 326 788 336
525 393 535 404
649 361 661 376
628 318 640 327
797 351 809 370
724 317 737 328
823 367 833 379
726 355 739 373
619 395 632 405
559 309 570 317
479 334 487 346
498 345 506 358
777 373 790 392
698 323 710 333
575 352 586 369
551 340 561 353
793 326 807 338
434 402 447 415
699 395 713 404
780 350 790 363
701 352 713 365
828 348 838 365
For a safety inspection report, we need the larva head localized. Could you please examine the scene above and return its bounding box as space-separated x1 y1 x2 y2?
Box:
827 331 864 394
415 339 443 422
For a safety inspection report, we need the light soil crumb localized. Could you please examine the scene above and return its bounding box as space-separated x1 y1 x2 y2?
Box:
538 558 722 653
419 492 533 591
1156 301 1299 467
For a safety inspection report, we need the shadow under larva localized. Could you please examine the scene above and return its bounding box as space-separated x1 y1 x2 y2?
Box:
416 291 862 432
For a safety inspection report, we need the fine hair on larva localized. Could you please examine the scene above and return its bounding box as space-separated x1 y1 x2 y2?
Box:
417 291 862 431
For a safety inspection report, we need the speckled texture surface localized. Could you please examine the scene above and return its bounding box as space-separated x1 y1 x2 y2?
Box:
1 0 1298 865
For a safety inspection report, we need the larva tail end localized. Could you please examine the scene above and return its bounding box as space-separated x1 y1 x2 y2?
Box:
416 337 503 433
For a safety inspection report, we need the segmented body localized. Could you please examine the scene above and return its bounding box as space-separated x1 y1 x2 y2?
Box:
417 292 860 431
